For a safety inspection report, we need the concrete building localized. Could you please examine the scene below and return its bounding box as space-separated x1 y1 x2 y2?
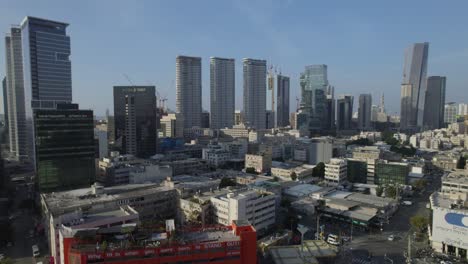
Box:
4 27 28 160
293 137 332 165
444 102 458 125
220 123 250 139
219 138 248 159
113 86 157 157
429 170 468 260
358 94 372 130
202 143 231 167
432 154 459 171
160 158 207 176
210 190 276 232
337 95 354 131
176 55 202 128
210 57 235 129
160 113 184 138
458 103 468 116
98 154 143 186
243 58 267 129
270 162 314 181
94 127 108 159
352 146 382 160
325 158 347 186
245 152 272 173
423 76 446 130
400 42 429 132
128 164 172 184
40 183 177 263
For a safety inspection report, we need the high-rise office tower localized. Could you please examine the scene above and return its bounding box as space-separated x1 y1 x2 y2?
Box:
113 86 157 158
21 17 73 163
210 57 235 129
358 94 372 130
201 111 210 129
444 102 457 125
300 65 328 131
243 58 267 129
4 27 28 160
324 85 335 130
276 75 290 127
34 104 95 192
458 103 468 116
423 76 446 130
400 42 429 132
2 77 7 135
337 95 354 130
176 56 202 129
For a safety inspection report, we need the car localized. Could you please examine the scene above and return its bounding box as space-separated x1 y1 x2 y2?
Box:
387 235 395 241
327 234 340 246
36 262 43 264
32 245 40 257
440 261 452 264
402 201 412 206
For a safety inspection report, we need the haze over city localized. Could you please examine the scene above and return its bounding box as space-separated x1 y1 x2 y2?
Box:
1 0 467 115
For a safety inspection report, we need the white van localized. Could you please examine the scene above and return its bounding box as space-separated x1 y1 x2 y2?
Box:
327 234 340 246
32 244 40 257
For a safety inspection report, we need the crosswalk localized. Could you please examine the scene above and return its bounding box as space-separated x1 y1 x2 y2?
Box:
352 258 372 264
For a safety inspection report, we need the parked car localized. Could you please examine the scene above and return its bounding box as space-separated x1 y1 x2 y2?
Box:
402 201 412 206
327 234 340 246
32 245 40 257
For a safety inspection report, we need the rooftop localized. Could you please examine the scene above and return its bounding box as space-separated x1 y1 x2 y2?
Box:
443 170 468 185
284 184 323 198
430 191 468 210
42 183 174 216
269 240 337 264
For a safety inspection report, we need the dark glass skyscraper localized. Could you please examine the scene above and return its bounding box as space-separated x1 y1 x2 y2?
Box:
34 104 95 191
276 75 290 127
358 94 372 130
300 65 327 131
423 76 446 130
337 95 354 130
400 42 429 132
113 86 157 158
243 58 267 129
21 16 72 163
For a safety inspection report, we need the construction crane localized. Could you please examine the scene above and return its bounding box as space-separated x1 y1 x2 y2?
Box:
123 73 135 86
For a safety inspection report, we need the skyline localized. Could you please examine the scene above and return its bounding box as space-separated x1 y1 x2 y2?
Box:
0 0 468 116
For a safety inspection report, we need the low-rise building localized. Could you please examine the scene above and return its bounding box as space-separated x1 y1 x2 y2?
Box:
245 152 272 173
293 137 333 165
160 158 207 176
374 160 409 185
352 146 382 160
346 158 368 184
325 158 347 186
432 154 459 171
160 113 184 138
270 161 314 181
202 143 231 167
210 190 276 232
128 164 172 184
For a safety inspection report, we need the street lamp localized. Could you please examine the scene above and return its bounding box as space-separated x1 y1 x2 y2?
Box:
297 224 309 254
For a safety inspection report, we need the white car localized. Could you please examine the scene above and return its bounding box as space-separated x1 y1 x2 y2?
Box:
388 235 395 241
32 245 40 257
402 201 412 206
327 234 340 246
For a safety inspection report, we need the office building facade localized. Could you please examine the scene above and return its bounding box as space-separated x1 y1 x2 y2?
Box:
400 42 429 132
324 86 335 130
176 56 202 129
300 65 328 131
243 58 267 129
4 27 28 160
444 102 458 125
358 94 372 130
423 76 446 130
20 17 73 164
113 86 157 158
276 75 290 127
337 95 354 130
210 57 235 129
34 104 95 191
2 77 7 135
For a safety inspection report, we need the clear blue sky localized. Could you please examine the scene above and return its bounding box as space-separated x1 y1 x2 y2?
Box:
1 0 467 116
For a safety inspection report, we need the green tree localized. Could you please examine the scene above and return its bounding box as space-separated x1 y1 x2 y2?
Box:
312 162 325 178
219 177 236 188
376 186 384 197
385 185 397 199
273 176 279 182
413 179 427 191
245 167 256 174
0 258 14 264
410 215 429 232
385 137 399 146
457 156 467 169
290 171 297 181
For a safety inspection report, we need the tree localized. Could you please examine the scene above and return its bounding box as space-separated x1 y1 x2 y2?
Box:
385 137 399 146
290 171 297 181
410 215 428 232
245 167 256 174
376 186 384 197
413 179 427 191
273 176 279 182
346 138 372 146
385 185 397 199
457 156 467 169
312 162 325 178
219 177 236 188
0 258 14 264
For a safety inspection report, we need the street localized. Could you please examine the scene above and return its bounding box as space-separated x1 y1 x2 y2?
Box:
3 179 49 264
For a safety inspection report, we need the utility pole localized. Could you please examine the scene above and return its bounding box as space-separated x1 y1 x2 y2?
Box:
406 235 412 263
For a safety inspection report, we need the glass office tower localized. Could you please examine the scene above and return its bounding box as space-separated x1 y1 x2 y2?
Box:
300 65 328 131
34 104 95 192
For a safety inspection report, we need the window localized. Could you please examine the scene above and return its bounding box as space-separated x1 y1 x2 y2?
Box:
56 52 70 61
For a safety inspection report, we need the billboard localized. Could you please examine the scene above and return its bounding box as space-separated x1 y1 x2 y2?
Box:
432 207 468 249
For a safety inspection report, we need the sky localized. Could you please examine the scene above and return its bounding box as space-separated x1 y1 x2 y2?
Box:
1 0 467 116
